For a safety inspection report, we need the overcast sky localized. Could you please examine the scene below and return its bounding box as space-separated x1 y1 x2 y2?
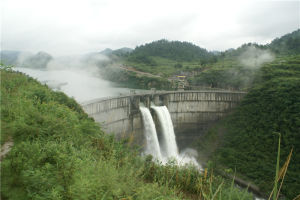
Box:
1 0 299 56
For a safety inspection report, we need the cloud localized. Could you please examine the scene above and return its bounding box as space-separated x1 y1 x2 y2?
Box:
236 1 300 41
239 45 274 69
1 0 299 55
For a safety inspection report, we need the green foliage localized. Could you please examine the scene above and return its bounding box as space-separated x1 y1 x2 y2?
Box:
1 69 256 199
268 29 300 55
101 67 173 90
121 39 217 78
0 70 182 199
125 56 202 77
128 39 216 62
108 30 299 89
141 157 253 200
215 55 300 199
0 62 14 71
128 54 157 66
188 30 300 90
189 59 257 90
174 63 183 68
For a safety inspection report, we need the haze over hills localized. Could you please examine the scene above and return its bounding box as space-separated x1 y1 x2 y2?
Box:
2 29 299 92
1 51 53 69
1 29 299 70
125 29 300 63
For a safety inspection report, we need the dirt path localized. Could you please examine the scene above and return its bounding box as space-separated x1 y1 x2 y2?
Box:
0 139 13 162
119 65 162 78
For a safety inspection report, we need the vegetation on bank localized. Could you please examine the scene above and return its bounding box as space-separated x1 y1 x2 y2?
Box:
101 66 173 90
125 56 203 78
0 68 178 199
1 67 254 199
210 55 300 199
115 29 300 91
127 39 216 63
268 29 300 55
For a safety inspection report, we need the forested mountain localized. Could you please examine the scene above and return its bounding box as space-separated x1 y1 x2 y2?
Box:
190 30 300 199
101 47 133 57
124 29 299 68
0 51 53 69
0 50 22 65
189 30 300 90
127 39 216 64
22 51 53 69
268 29 300 54
112 47 133 56
215 55 300 199
100 48 113 55
220 29 300 59
220 43 267 59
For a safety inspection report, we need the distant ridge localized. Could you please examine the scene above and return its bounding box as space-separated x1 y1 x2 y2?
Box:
128 39 214 62
268 29 300 54
100 47 133 56
0 50 53 69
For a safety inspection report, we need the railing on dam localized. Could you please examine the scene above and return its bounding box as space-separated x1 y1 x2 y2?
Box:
81 90 247 142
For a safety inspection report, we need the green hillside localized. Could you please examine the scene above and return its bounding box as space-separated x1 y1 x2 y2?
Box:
213 55 300 199
128 39 215 62
268 29 300 55
189 30 300 90
0 66 253 200
0 67 180 199
116 30 300 91
119 40 216 78
102 67 173 90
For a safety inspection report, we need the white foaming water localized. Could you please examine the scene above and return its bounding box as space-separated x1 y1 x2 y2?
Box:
139 107 162 160
139 105 202 169
151 106 178 158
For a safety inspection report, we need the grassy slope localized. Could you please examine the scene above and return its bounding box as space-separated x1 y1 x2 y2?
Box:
101 66 173 90
211 55 300 199
125 56 203 77
123 30 300 91
124 54 259 91
0 69 183 199
1 68 254 200
122 50 262 91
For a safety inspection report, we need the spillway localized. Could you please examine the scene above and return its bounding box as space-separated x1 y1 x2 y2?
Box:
139 106 162 160
140 105 202 169
151 106 178 158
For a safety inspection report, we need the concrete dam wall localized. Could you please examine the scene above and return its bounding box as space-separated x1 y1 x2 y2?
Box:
82 91 246 147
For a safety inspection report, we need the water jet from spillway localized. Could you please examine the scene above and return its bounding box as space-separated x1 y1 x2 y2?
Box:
151 105 178 158
139 106 162 161
140 105 202 169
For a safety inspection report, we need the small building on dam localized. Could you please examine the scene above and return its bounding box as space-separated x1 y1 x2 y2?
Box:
81 90 246 149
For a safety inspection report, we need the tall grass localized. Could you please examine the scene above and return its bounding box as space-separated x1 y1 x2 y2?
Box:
267 132 295 200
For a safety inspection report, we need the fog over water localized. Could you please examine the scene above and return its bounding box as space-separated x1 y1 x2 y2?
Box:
15 67 130 103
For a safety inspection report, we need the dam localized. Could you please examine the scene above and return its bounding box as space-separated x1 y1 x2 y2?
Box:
82 90 246 148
